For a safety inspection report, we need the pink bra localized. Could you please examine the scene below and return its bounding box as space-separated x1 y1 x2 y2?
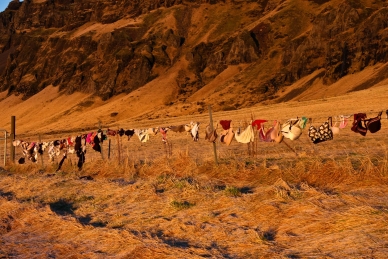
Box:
339 115 350 129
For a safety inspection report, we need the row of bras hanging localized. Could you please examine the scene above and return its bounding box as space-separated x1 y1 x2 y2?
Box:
204 111 384 147
205 119 303 146
205 119 289 146
308 111 383 144
207 111 383 146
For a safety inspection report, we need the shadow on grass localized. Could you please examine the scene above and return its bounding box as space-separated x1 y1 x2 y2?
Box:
240 186 254 194
49 199 75 216
0 190 15 201
48 198 108 228
214 185 254 194
109 178 136 186
256 227 277 242
163 238 190 248
77 215 107 227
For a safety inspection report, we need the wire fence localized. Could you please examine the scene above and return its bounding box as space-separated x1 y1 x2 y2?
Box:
3 121 387 172
1 109 388 169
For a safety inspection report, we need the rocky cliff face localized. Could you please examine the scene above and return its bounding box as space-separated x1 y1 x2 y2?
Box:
0 0 387 109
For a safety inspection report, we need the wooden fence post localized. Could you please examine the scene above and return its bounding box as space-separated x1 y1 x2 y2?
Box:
117 133 121 164
208 105 218 165
108 139 111 159
10 116 15 163
98 121 104 160
3 130 7 166
39 134 44 168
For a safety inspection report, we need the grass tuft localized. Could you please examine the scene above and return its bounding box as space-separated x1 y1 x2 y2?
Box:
224 186 241 197
170 200 195 210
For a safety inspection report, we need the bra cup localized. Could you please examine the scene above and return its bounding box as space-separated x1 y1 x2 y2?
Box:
225 128 235 145
274 133 284 143
288 134 299 141
289 126 302 140
270 126 278 140
282 130 301 141
331 126 340 135
366 113 382 133
220 128 234 145
281 124 291 138
209 130 218 142
184 124 192 132
281 120 302 141
270 121 281 141
282 131 291 138
339 118 348 129
367 120 381 133
268 121 283 143
205 125 218 142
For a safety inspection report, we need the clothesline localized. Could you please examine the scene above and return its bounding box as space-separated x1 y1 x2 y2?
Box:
226 109 387 126
14 109 388 143
10 108 387 168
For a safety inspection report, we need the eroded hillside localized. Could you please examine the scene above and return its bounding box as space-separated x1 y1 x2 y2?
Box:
0 0 388 126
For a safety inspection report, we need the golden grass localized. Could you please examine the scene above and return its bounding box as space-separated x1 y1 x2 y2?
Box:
1 141 388 258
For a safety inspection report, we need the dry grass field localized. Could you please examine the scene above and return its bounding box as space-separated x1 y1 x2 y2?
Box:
1 139 388 258
1 79 388 257
1 0 388 257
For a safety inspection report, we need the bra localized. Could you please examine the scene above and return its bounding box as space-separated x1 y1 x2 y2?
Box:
270 121 284 143
330 117 340 135
351 112 382 136
220 127 234 146
205 124 218 143
220 120 232 130
234 125 255 143
351 113 368 136
339 115 350 129
281 119 302 141
365 112 382 133
259 124 273 142
308 118 333 144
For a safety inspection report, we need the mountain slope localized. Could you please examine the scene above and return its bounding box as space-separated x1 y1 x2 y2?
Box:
0 0 387 133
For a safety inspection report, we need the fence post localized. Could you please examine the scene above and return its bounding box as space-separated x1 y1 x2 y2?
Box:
208 105 218 165
117 133 121 164
108 139 111 159
4 130 7 166
98 121 104 160
10 116 15 163
39 134 44 168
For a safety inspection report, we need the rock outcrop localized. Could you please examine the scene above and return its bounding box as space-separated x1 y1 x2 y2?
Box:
0 0 387 108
